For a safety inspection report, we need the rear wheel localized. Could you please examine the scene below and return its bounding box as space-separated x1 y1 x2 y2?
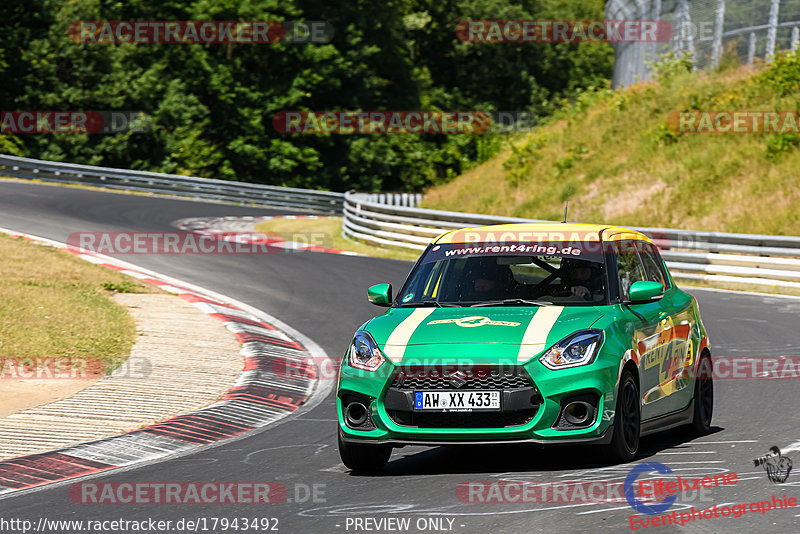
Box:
338 433 391 472
689 355 713 435
605 369 640 463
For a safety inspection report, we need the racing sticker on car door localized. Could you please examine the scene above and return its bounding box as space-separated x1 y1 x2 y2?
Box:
639 319 695 405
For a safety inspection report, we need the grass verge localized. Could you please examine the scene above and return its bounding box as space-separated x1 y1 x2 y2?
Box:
253 216 420 261
422 52 800 236
0 233 156 374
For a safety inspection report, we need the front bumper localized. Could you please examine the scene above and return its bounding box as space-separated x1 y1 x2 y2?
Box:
337 356 619 445
338 426 614 447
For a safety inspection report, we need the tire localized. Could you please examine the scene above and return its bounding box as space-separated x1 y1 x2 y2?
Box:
338 433 391 472
605 369 640 463
689 355 713 435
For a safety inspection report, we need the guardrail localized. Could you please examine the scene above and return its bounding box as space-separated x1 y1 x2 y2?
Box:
343 192 800 291
3 154 798 291
0 154 344 213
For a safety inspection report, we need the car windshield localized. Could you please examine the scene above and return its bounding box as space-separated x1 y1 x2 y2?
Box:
397 242 607 307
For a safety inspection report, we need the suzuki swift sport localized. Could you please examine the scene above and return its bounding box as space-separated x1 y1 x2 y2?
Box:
336 223 713 470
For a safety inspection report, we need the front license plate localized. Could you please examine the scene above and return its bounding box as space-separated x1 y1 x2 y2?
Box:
414 390 500 411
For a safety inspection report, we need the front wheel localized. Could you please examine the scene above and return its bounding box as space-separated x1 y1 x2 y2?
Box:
338 433 391 472
689 355 713 435
605 369 640 463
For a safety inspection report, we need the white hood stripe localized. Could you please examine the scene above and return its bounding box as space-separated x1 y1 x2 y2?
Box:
383 308 436 363
517 306 564 362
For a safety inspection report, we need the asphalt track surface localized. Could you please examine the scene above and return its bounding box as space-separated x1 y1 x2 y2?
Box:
1 179 799 533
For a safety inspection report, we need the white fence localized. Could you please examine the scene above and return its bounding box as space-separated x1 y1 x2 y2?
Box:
342 192 800 291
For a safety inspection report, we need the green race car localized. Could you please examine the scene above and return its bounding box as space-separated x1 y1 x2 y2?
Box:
336 223 713 470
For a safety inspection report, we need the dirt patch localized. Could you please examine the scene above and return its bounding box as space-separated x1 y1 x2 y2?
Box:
0 378 99 417
601 176 668 219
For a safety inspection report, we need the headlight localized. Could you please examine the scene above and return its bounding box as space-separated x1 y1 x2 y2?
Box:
539 329 603 370
348 331 386 372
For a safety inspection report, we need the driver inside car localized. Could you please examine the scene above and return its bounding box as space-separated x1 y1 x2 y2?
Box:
561 259 603 301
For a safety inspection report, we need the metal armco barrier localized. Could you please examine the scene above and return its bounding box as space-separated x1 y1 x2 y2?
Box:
0 154 344 213
3 154 798 291
342 192 800 291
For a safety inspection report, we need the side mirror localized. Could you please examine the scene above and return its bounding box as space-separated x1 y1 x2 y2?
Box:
367 283 392 307
629 280 664 303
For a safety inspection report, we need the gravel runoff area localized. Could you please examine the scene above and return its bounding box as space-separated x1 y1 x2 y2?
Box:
0 293 243 460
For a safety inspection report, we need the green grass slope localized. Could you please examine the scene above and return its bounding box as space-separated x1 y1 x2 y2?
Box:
422 52 800 236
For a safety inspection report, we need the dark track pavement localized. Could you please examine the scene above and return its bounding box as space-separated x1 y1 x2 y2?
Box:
1 179 798 533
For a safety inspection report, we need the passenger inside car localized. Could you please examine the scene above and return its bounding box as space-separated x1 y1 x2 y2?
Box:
458 259 515 300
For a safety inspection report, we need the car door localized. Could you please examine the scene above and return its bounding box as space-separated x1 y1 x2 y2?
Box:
636 240 696 415
612 239 668 421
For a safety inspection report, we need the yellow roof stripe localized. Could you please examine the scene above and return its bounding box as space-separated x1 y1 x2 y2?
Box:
433 222 653 245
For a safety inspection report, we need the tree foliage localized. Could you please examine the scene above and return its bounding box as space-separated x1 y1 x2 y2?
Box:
0 0 612 191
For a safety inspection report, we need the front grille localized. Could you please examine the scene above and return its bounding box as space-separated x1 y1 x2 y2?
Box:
387 409 537 428
391 366 532 390
385 365 540 429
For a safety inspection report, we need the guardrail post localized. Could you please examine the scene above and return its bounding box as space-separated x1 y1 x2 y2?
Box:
792 26 799 52
747 32 757 64
766 0 780 60
711 0 725 69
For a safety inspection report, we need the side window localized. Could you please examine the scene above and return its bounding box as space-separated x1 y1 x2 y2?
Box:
636 241 668 288
615 241 645 301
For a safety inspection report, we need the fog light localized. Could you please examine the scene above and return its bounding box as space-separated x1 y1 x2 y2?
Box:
563 401 593 425
345 402 368 427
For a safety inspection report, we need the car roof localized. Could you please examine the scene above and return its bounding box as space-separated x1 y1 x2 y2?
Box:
432 222 654 245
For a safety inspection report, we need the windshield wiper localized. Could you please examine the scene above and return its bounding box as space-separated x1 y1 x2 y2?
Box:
400 301 463 308
471 298 553 307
